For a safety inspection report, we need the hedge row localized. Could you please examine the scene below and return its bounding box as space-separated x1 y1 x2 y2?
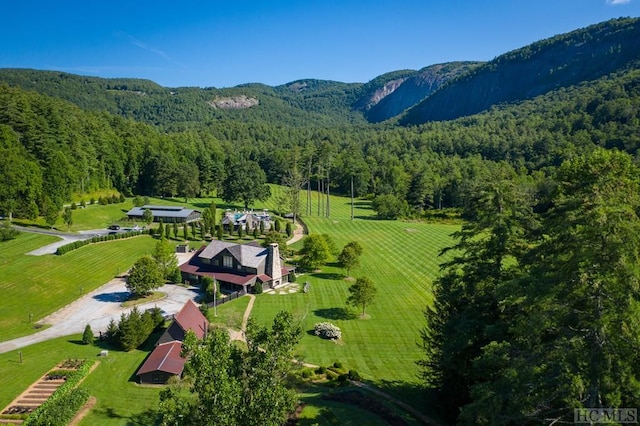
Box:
56 230 144 255
24 360 94 426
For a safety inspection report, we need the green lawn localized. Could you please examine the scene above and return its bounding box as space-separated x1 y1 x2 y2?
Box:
206 294 251 330
0 334 163 426
0 233 157 341
0 187 458 423
249 193 457 413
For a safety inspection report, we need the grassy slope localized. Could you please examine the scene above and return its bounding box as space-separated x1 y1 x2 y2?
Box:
0 334 163 426
0 233 156 341
0 188 458 423
250 191 457 411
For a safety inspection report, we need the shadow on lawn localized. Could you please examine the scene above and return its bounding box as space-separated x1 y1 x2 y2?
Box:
373 378 444 424
353 215 382 221
310 272 344 281
92 406 160 426
313 307 357 320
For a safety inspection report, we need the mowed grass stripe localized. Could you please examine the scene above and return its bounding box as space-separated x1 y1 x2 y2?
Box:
0 234 156 341
252 192 457 391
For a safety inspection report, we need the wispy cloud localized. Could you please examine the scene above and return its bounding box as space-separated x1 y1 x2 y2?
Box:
606 0 631 5
117 31 187 69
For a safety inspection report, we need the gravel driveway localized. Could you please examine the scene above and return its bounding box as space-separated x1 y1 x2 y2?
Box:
0 279 201 354
0 252 201 354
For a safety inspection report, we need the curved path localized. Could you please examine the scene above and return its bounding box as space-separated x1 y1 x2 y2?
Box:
0 279 200 354
12 225 115 256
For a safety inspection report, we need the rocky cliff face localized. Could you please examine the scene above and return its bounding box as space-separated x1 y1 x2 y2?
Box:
207 95 259 109
364 62 482 122
401 18 640 125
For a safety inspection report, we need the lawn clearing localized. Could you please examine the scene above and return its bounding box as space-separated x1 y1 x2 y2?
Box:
206 294 251 330
0 334 163 426
250 193 458 414
0 233 157 341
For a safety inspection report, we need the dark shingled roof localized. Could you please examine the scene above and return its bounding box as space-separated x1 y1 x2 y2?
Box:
136 341 185 376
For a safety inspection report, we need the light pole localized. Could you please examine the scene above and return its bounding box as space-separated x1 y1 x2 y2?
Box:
213 278 218 318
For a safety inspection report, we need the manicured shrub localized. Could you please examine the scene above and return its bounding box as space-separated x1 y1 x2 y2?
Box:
315 366 326 374
333 361 343 369
55 230 144 255
82 324 94 345
348 369 361 381
301 369 313 378
313 322 342 340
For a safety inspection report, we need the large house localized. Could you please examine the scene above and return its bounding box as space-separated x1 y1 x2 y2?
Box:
180 240 293 294
221 209 271 232
136 300 209 384
126 205 201 223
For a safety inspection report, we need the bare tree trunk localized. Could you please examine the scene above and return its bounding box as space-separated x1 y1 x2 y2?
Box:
351 175 354 220
317 177 321 217
326 168 330 218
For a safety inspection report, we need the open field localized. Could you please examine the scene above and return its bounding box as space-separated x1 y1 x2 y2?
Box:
249 193 457 411
0 333 163 426
0 187 458 422
0 233 157 341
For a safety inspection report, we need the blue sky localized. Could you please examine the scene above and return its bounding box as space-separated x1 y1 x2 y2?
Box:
1 0 638 88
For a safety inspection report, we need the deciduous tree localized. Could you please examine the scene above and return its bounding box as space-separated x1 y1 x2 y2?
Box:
126 255 164 297
159 311 301 426
221 159 271 210
152 238 177 280
338 242 361 277
299 234 331 271
142 208 153 225
346 276 377 316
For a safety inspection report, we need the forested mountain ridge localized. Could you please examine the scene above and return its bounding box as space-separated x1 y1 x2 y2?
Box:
401 17 640 124
0 69 369 128
2 17 640 221
1 18 638 129
2 61 640 220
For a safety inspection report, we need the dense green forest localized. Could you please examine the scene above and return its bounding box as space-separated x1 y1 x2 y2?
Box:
2 63 640 220
421 148 640 424
1 17 640 424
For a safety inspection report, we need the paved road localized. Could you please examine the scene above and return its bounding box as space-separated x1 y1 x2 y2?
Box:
0 278 201 354
13 225 115 256
0 252 200 354
0 220 305 354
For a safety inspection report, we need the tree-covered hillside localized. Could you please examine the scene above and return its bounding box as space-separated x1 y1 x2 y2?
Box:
0 70 368 128
2 61 640 221
1 18 640 223
401 17 640 124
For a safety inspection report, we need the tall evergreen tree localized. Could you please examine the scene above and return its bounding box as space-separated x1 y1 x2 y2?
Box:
420 164 537 423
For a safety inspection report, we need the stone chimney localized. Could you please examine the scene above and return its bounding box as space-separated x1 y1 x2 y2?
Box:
266 243 282 286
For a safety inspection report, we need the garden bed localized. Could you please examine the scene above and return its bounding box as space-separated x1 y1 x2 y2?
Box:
0 359 87 423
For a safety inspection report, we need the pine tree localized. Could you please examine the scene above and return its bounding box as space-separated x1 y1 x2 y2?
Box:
82 324 94 345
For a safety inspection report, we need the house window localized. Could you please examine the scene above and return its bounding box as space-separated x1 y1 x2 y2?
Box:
223 255 233 268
